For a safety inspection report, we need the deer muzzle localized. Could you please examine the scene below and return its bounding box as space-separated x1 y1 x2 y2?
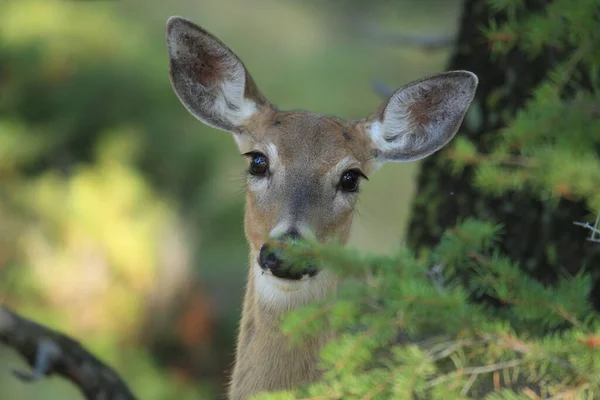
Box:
258 242 318 280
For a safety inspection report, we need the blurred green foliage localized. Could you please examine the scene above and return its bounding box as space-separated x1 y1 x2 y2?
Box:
0 1 224 398
0 0 462 398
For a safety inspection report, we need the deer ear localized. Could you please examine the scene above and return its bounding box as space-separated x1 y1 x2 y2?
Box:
366 71 478 163
166 16 271 133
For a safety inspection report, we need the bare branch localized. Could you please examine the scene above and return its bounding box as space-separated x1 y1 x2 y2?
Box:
424 359 526 389
574 214 600 243
0 306 137 400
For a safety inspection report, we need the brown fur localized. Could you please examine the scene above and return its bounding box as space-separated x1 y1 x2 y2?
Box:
165 16 477 400
228 110 373 399
229 265 332 399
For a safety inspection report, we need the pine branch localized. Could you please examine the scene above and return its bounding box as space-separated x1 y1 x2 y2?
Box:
332 328 376 372
467 252 587 329
0 306 137 400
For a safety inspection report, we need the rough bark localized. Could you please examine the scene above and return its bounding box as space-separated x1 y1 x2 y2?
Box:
406 0 600 307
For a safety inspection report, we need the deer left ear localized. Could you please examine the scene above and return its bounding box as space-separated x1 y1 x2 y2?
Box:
166 16 272 134
365 71 478 163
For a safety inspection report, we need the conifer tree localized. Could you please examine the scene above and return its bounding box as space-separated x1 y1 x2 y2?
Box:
255 0 600 398
407 0 600 308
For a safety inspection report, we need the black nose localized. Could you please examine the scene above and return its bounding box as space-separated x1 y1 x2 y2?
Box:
258 243 284 275
258 241 318 280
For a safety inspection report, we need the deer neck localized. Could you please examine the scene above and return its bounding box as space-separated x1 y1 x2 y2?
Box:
228 255 335 400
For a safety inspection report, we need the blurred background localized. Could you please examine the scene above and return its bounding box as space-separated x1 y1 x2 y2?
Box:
0 0 462 398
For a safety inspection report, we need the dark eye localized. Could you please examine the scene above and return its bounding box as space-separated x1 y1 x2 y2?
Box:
247 152 269 176
339 169 363 192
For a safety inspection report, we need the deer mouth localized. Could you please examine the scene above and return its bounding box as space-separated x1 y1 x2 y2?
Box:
258 243 318 281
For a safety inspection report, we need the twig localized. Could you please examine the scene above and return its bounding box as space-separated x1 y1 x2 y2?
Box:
0 306 137 400
427 338 479 361
481 333 580 376
458 359 526 375
573 214 600 243
460 373 478 396
424 359 525 389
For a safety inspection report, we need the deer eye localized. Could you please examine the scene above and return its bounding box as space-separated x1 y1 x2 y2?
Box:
339 169 365 192
244 152 269 176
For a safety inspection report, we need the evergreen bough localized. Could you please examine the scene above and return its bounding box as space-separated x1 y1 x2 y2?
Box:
255 0 600 398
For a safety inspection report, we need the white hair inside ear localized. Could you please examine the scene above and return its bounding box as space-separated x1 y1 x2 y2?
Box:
166 16 271 133
367 71 478 163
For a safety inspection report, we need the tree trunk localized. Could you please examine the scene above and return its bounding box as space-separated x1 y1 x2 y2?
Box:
406 0 600 307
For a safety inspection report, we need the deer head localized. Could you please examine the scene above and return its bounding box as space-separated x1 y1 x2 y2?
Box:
166 16 477 311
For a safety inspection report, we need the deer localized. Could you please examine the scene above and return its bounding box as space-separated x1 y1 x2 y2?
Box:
165 16 478 400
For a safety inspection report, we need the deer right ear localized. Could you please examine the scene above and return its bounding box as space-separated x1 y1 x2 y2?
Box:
365 71 478 163
166 16 271 133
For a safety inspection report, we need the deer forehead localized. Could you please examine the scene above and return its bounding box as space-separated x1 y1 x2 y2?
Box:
241 111 376 172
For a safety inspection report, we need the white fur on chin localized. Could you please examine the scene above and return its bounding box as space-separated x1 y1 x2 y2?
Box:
253 263 336 312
